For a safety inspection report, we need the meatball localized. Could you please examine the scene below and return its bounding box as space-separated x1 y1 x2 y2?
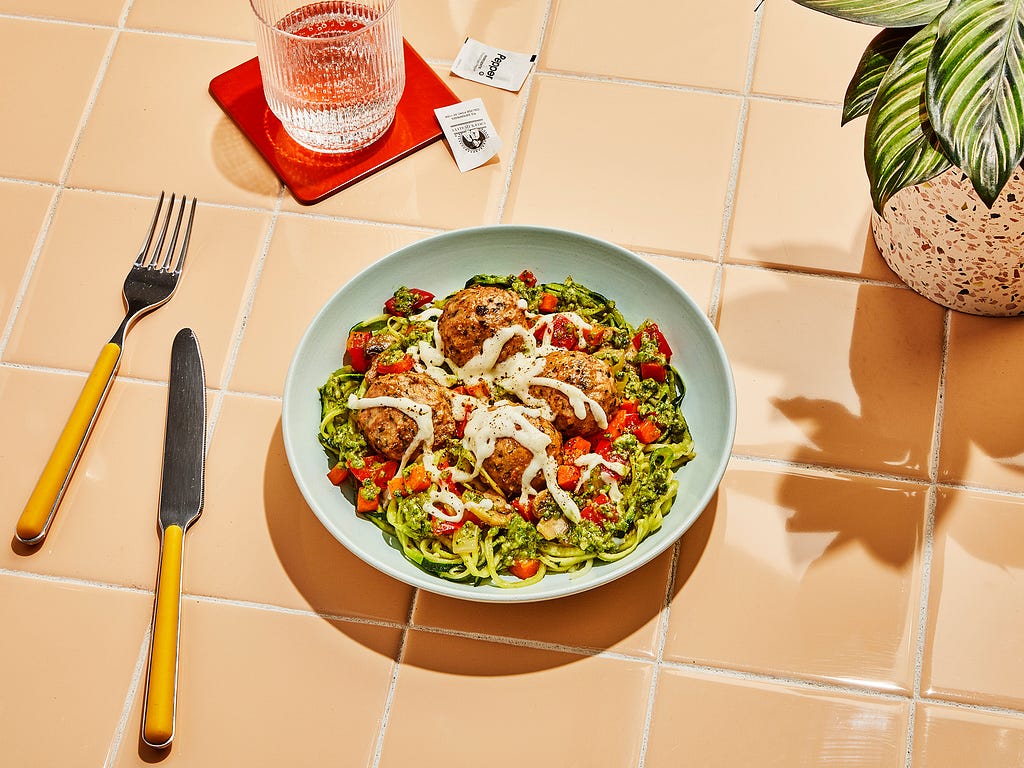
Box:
437 286 528 368
355 372 455 461
482 416 562 497
528 350 616 437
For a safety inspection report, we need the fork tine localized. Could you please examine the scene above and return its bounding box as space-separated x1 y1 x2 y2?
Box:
160 196 187 271
134 191 166 267
172 198 198 275
146 193 176 268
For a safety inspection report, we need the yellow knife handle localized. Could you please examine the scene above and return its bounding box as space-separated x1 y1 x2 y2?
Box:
144 524 185 749
16 342 122 544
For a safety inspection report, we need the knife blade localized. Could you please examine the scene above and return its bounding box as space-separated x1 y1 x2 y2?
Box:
142 327 206 750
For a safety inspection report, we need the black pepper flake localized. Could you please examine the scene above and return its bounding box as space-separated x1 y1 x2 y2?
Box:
1008 193 1017 202
958 288 971 295
945 213 958 223
991 213 1001 218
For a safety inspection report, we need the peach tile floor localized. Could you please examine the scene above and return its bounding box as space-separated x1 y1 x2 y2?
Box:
1 1 1023 766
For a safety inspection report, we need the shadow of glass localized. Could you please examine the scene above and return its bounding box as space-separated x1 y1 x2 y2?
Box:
210 116 283 199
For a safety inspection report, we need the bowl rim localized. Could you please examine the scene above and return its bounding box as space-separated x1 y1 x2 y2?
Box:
281 223 736 602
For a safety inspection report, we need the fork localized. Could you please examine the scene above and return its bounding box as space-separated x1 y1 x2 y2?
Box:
15 193 198 545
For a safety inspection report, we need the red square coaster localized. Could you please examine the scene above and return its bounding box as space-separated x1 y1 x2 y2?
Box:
209 41 460 205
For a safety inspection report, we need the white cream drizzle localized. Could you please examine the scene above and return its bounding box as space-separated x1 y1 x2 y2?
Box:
365 305 613 523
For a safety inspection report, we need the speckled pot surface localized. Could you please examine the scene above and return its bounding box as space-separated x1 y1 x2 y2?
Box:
871 167 1024 316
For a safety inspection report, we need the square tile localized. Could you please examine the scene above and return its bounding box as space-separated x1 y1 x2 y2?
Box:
0 18 112 183
413 549 672 657
0 181 54 332
727 99 897 281
113 599 402 767
4 190 271 388
279 67 522 228
504 75 741 258
665 459 926 692
923 489 1024 710
380 630 652 767
0 368 174 587
912 702 1024 768
66 32 281 207
402 0 549 61
717 266 945 477
645 256 718 315
127 0 253 40
542 0 755 92
646 667 909 767
0 0 125 24
228 215 426 396
0 574 151 767
193 394 415 621
938 314 1024 492
752 0 878 103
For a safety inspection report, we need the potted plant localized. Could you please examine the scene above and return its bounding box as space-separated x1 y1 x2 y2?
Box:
790 0 1024 316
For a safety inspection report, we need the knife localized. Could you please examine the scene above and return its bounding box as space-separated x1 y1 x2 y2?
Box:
142 327 206 749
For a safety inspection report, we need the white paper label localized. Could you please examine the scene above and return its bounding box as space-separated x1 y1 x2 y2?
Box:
434 98 503 173
450 37 536 92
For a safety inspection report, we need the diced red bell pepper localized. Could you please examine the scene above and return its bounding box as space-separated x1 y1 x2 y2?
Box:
431 517 463 536
580 493 614 527
405 464 432 493
618 399 639 414
631 322 672 360
509 558 541 580
376 353 414 375
593 438 626 466
327 464 349 486
562 436 592 464
356 487 380 512
512 499 534 522
384 288 435 317
639 361 667 383
349 456 399 489
634 419 662 444
605 408 640 440
556 464 581 489
346 331 372 373
517 269 538 287
550 315 578 350
538 292 558 313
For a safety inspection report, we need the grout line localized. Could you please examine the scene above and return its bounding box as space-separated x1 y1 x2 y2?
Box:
104 628 152 768
0 567 151 595
905 308 951 766
637 539 683 767
368 589 419 768
0 5 127 357
206 187 285 444
708 3 763 326
494 0 555 223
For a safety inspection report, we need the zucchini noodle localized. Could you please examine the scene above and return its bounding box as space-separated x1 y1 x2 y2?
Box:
317 271 696 588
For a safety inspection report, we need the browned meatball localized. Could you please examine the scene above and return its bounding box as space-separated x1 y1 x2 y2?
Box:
355 372 455 461
528 350 616 437
482 416 562 497
437 286 528 368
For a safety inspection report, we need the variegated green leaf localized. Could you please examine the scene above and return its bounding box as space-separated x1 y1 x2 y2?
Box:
926 0 1024 207
843 27 920 124
865 22 951 211
791 0 950 27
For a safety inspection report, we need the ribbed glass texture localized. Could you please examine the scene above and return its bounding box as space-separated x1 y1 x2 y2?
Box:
250 0 404 153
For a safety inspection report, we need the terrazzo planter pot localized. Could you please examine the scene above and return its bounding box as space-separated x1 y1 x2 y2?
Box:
871 168 1024 317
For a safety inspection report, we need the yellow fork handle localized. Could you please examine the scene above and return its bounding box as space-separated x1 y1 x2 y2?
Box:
16 342 122 544
143 524 185 749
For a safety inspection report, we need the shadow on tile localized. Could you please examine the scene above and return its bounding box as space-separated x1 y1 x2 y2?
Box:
209 115 282 201
264 417 719 671
261 418 414 630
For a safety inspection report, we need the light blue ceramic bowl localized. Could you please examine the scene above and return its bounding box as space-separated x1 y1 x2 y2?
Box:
282 225 735 602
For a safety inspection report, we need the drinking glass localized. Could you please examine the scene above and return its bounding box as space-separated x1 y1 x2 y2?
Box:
249 0 405 153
